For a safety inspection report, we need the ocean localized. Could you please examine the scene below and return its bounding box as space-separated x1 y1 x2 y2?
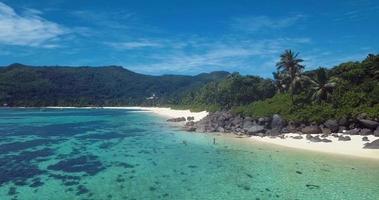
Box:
0 108 378 200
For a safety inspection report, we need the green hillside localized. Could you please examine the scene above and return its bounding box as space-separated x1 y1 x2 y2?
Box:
0 64 229 106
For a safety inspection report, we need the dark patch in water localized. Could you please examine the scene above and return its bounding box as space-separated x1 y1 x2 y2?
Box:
188 165 197 169
76 185 89 195
47 155 104 175
296 171 303 174
8 187 17 196
116 162 134 168
237 184 251 191
0 148 53 186
29 177 44 187
0 139 54 154
49 174 81 181
64 181 80 186
138 150 150 154
246 173 253 178
78 132 125 140
4 121 106 138
149 186 156 191
243 186 251 191
306 184 320 189
99 142 116 149
116 176 125 183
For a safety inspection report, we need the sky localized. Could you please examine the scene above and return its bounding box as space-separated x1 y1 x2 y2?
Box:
0 0 378 77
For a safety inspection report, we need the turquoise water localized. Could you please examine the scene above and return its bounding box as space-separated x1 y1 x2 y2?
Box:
0 108 378 200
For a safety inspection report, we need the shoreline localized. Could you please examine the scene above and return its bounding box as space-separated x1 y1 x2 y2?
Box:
44 106 209 122
249 133 379 160
105 106 209 122
12 106 379 160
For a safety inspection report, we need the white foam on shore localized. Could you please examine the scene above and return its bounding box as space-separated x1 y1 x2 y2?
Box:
250 133 379 160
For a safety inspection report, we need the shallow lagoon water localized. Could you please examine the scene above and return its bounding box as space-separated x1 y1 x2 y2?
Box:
0 108 378 200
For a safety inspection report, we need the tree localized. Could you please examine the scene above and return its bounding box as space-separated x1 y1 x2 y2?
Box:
275 50 305 101
308 67 336 102
272 71 289 93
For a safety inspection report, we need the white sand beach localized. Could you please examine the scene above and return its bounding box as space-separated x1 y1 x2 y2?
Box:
250 133 379 160
105 107 208 122
46 106 208 122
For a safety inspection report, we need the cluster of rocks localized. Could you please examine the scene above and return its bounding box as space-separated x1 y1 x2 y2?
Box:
184 111 379 137
170 111 379 149
167 116 194 122
167 117 186 122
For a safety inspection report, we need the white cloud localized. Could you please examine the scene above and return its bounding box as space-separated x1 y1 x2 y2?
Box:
129 37 311 75
0 2 67 47
105 40 163 50
231 15 305 32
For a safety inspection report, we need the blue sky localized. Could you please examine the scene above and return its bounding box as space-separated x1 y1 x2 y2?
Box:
0 0 378 77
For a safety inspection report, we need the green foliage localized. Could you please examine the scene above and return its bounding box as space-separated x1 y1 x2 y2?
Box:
0 64 229 106
178 73 275 109
233 93 292 118
233 53 379 122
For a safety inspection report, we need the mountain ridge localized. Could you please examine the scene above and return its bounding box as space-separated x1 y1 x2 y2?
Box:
0 64 230 106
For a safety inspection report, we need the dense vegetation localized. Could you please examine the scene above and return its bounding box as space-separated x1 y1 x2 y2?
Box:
0 63 229 106
233 53 379 123
173 73 275 111
1 53 378 124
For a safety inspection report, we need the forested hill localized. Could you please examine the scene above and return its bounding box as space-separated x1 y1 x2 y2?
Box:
174 53 379 122
0 63 229 106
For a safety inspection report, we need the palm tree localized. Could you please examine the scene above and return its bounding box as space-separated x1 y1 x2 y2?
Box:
276 50 305 101
308 67 336 102
272 71 290 93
